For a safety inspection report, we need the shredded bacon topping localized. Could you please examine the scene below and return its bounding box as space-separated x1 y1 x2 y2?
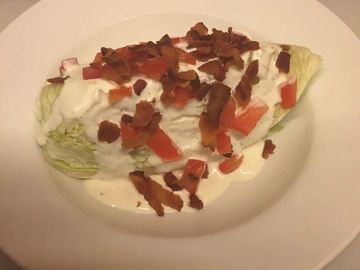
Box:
206 82 231 130
97 120 120 143
47 76 69 84
262 139 276 159
133 79 147 95
163 172 183 191
129 171 183 216
276 51 291 73
235 60 259 107
189 194 204 209
120 102 162 149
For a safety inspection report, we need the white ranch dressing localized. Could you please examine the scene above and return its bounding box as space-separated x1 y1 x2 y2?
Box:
38 41 287 214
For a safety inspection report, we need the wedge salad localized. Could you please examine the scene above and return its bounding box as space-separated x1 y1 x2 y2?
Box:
35 22 321 216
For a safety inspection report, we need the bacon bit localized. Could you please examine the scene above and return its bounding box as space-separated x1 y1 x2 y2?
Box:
108 85 132 105
206 82 231 130
160 75 175 106
133 79 147 95
136 201 141 207
276 51 291 73
176 70 197 81
163 172 183 191
160 45 179 71
235 60 259 107
171 36 185 45
157 34 172 47
192 82 212 100
121 114 133 123
129 171 183 216
199 113 217 150
189 194 204 209
191 22 208 36
132 101 155 128
97 120 120 143
202 164 209 178
198 60 225 81
150 180 183 212
262 139 276 159
191 47 216 62
214 40 238 57
236 41 260 54
47 76 69 84
218 154 244 174
129 171 164 216
219 96 236 130
101 63 131 84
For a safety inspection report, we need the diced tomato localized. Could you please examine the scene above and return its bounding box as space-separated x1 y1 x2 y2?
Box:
82 66 101 80
61 57 78 70
173 87 193 108
183 159 207 178
171 36 185 45
280 77 297 109
176 47 196 65
218 154 243 174
93 52 103 64
219 96 236 130
146 128 182 161
108 86 132 104
231 102 269 136
179 176 200 194
138 57 168 80
120 120 143 143
216 131 232 156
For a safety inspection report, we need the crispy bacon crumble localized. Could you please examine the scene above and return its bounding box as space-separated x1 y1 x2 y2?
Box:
262 139 276 159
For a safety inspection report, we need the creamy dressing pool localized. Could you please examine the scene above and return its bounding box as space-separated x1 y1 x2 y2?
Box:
37 40 288 214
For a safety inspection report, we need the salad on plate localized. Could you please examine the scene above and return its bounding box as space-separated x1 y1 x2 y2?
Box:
35 22 321 216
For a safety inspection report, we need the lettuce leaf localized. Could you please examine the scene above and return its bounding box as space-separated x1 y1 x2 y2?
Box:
34 83 63 123
272 45 322 125
41 119 98 179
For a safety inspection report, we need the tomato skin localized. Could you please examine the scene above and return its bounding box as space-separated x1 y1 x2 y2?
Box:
146 129 183 161
219 96 236 130
176 48 196 65
173 87 193 108
183 159 207 178
231 102 269 136
218 155 243 174
138 57 168 80
82 67 102 80
280 77 297 109
108 86 132 104
216 131 232 156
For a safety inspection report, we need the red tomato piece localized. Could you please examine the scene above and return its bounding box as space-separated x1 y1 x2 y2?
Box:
280 77 297 109
138 57 168 80
183 159 207 178
216 132 232 156
219 96 236 130
82 66 101 80
231 102 269 136
173 87 193 108
176 48 196 65
146 128 182 161
218 155 243 174
120 120 142 142
108 86 132 104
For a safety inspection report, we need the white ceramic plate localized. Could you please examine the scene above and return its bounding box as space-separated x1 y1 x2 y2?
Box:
1 0 359 269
